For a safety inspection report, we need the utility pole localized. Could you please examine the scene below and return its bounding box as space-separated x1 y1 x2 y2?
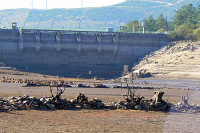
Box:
166 16 168 32
32 0 33 10
46 0 47 10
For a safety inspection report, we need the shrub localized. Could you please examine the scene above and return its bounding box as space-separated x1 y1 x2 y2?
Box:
167 31 178 41
193 27 200 41
157 29 165 32
176 25 193 39
186 33 196 41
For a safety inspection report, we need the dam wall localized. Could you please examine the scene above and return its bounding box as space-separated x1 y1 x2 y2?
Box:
0 29 169 78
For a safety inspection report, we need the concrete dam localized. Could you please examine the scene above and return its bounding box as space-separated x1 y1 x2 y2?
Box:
0 29 169 79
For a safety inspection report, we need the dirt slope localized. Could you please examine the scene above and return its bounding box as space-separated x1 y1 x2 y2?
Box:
126 41 200 80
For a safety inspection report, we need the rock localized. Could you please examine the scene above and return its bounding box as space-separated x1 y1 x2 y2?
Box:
44 98 51 104
40 97 47 103
29 96 35 100
123 102 130 106
10 105 18 110
17 97 23 101
30 105 36 109
24 94 29 99
189 56 194 59
46 104 56 110
77 84 87 87
93 98 102 102
18 104 26 110
23 100 28 105
70 99 76 103
109 105 117 110
3 105 10 110
93 84 108 88
96 102 104 108
9 99 14 103
32 101 38 105
142 102 149 110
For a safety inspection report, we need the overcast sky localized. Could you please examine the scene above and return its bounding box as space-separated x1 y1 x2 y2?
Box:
0 0 126 10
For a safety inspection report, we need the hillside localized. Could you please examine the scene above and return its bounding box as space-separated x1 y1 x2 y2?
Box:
0 0 199 30
125 41 200 80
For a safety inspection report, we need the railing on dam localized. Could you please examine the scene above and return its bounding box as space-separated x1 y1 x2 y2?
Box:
18 27 169 35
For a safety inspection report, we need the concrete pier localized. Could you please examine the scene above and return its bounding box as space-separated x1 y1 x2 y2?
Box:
0 29 169 78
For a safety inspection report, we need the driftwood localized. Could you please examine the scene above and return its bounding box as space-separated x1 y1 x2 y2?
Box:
149 91 170 111
117 78 169 111
76 93 88 107
181 93 190 107
119 79 144 109
0 104 4 112
49 82 66 109
171 93 200 113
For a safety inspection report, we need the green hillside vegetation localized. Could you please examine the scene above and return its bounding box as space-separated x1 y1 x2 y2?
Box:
168 4 200 41
125 14 168 33
125 3 200 41
0 0 199 31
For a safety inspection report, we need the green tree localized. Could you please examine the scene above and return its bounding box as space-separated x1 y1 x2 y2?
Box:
197 5 200 25
125 20 139 32
168 21 175 31
145 15 156 31
155 14 167 31
173 4 197 28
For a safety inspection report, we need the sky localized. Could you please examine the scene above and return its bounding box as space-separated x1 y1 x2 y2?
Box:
0 0 126 10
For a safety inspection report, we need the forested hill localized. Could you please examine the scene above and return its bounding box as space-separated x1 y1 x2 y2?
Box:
0 0 199 31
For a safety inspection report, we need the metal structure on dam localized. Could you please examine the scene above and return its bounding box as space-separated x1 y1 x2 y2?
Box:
0 29 169 78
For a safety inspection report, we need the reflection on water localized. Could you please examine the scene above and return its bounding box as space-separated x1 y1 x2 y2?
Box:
127 78 200 90
163 91 200 132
